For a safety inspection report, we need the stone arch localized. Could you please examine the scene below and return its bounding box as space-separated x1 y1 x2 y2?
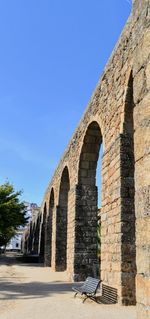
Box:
45 188 55 266
56 166 70 271
78 121 102 185
40 203 47 261
120 70 136 305
74 121 103 280
33 213 41 254
27 221 33 254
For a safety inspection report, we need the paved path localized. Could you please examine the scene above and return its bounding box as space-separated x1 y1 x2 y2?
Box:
0 253 137 319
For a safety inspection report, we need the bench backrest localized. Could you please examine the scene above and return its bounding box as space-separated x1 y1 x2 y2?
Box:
83 277 100 294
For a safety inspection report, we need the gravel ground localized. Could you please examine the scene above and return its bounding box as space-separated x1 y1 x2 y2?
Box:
0 253 137 319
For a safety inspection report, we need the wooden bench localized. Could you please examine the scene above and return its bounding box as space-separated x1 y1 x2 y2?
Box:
72 276 101 303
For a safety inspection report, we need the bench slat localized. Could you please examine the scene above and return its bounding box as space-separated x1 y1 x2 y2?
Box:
72 276 101 301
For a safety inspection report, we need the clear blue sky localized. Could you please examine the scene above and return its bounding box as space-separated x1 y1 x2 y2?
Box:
0 0 131 206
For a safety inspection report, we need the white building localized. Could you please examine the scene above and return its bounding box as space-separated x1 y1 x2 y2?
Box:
6 202 40 251
6 228 24 251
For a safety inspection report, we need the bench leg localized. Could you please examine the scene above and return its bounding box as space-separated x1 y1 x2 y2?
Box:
83 295 97 303
82 295 88 303
74 292 78 298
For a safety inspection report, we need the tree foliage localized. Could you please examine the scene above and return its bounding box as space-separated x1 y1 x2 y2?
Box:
0 182 28 246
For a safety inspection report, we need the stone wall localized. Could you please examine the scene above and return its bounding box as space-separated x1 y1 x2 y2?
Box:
23 209 42 256
24 1 150 318
133 1 150 317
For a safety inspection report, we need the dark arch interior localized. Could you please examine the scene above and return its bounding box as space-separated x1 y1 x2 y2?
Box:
50 188 54 208
121 71 136 304
33 214 41 255
56 167 70 271
78 121 102 186
75 121 102 280
124 72 134 136
40 203 47 261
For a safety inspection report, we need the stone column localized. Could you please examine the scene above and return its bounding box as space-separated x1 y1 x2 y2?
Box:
101 135 136 305
66 188 76 281
55 205 67 271
73 184 98 281
44 213 52 266
51 206 57 271
120 134 136 305
101 136 122 303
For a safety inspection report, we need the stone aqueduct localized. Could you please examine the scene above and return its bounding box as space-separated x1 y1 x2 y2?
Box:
23 1 150 318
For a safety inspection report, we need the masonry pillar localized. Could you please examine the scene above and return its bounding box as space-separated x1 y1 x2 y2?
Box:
101 135 136 305
120 134 136 305
44 213 52 266
66 187 77 281
73 184 98 281
51 206 57 271
55 205 67 271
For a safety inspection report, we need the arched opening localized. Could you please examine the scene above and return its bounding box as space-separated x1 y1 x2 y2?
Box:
75 121 103 280
96 144 103 208
96 144 103 270
56 167 70 271
33 214 41 255
78 121 102 186
30 222 36 253
121 71 136 304
45 188 55 266
40 203 47 261
28 221 33 254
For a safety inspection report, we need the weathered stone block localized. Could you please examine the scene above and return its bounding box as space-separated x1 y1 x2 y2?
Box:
134 28 150 75
136 274 150 307
135 156 150 188
146 61 150 89
136 245 150 276
135 186 150 218
133 68 146 104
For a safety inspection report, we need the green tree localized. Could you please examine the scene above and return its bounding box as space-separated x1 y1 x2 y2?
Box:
0 182 28 247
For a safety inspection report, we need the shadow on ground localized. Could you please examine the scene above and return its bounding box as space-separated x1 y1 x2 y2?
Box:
0 279 111 304
0 280 76 300
0 253 43 267
0 253 82 301
0 253 115 305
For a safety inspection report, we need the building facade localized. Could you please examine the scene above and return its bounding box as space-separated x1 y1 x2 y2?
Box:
6 229 24 251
